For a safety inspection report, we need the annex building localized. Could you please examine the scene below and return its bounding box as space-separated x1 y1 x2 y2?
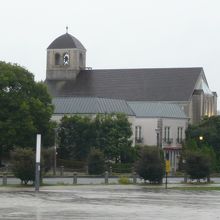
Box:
45 31 217 172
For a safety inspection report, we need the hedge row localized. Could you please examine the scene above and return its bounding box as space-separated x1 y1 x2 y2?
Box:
57 159 86 169
110 163 133 173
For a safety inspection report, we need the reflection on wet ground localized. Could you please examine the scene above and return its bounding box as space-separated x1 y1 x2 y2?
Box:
0 185 220 219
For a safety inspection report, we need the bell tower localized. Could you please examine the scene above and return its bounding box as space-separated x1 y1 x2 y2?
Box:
46 28 86 80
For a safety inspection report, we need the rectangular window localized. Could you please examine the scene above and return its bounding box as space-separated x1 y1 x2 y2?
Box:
177 127 183 143
164 127 170 142
135 126 142 143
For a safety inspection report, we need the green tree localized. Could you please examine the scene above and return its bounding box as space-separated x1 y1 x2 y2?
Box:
42 147 54 173
180 138 216 172
184 138 198 151
135 146 165 184
87 149 105 175
185 150 211 182
0 62 54 164
200 145 216 171
58 115 95 160
94 113 132 162
58 113 133 163
11 148 36 184
186 116 220 170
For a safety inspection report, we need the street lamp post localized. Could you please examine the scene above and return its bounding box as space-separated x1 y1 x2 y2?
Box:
35 134 41 192
155 128 160 148
53 128 58 176
199 135 210 182
198 135 204 149
182 159 187 183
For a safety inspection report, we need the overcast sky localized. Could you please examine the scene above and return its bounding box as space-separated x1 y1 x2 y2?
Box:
0 0 220 108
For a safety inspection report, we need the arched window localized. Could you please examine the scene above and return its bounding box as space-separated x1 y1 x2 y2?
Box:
79 53 83 67
55 53 61 65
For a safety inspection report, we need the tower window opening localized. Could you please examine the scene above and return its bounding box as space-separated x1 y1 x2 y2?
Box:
63 53 69 65
55 53 61 65
79 53 83 68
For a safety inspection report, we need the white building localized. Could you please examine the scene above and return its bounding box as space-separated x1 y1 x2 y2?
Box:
128 102 188 172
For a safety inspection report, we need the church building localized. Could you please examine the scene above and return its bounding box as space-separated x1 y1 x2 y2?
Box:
45 30 217 172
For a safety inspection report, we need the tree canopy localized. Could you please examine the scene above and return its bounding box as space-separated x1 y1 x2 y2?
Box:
58 115 96 160
94 113 133 162
0 62 54 163
186 116 220 170
87 148 105 175
57 113 133 162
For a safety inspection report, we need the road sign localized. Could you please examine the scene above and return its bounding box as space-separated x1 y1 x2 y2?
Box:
166 160 170 173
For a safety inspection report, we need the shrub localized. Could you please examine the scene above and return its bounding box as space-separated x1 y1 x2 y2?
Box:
185 151 211 181
135 146 164 184
118 176 131 184
57 159 86 169
11 148 36 184
87 149 105 175
120 145 139 163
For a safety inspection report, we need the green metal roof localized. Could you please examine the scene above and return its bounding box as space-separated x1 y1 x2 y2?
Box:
128 102 188 119
52 97 135 116
52 97 187 119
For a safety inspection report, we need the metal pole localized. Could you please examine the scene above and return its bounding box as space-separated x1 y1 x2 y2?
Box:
53 128 57 176
165 172 168 189
35 163 40 192
35 134 41 192
105 171 109 184
133 172 137 184
60 166 64 176
184 172 187 183
182 159 187 183
3 172 7 186
53 146 57 176
73 172 77 184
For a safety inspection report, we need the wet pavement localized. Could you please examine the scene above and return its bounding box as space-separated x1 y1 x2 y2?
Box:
0 185 220 219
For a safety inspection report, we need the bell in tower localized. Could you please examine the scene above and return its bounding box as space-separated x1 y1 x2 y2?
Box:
46 28 86 80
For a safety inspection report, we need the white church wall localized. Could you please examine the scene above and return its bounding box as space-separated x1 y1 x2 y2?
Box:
133 118 158 146
51 114 63 122
132 117 188 147
162 118 188 148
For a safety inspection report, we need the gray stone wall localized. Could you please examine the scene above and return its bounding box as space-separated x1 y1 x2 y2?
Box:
192 90 203 124
212 92 218 115
46 48 86 80
46 70 79 80
191 90 217 124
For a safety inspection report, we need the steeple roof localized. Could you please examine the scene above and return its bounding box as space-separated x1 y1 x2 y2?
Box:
47 33 86 50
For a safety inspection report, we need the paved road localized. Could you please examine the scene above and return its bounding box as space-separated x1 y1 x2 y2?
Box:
0 185 220 219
